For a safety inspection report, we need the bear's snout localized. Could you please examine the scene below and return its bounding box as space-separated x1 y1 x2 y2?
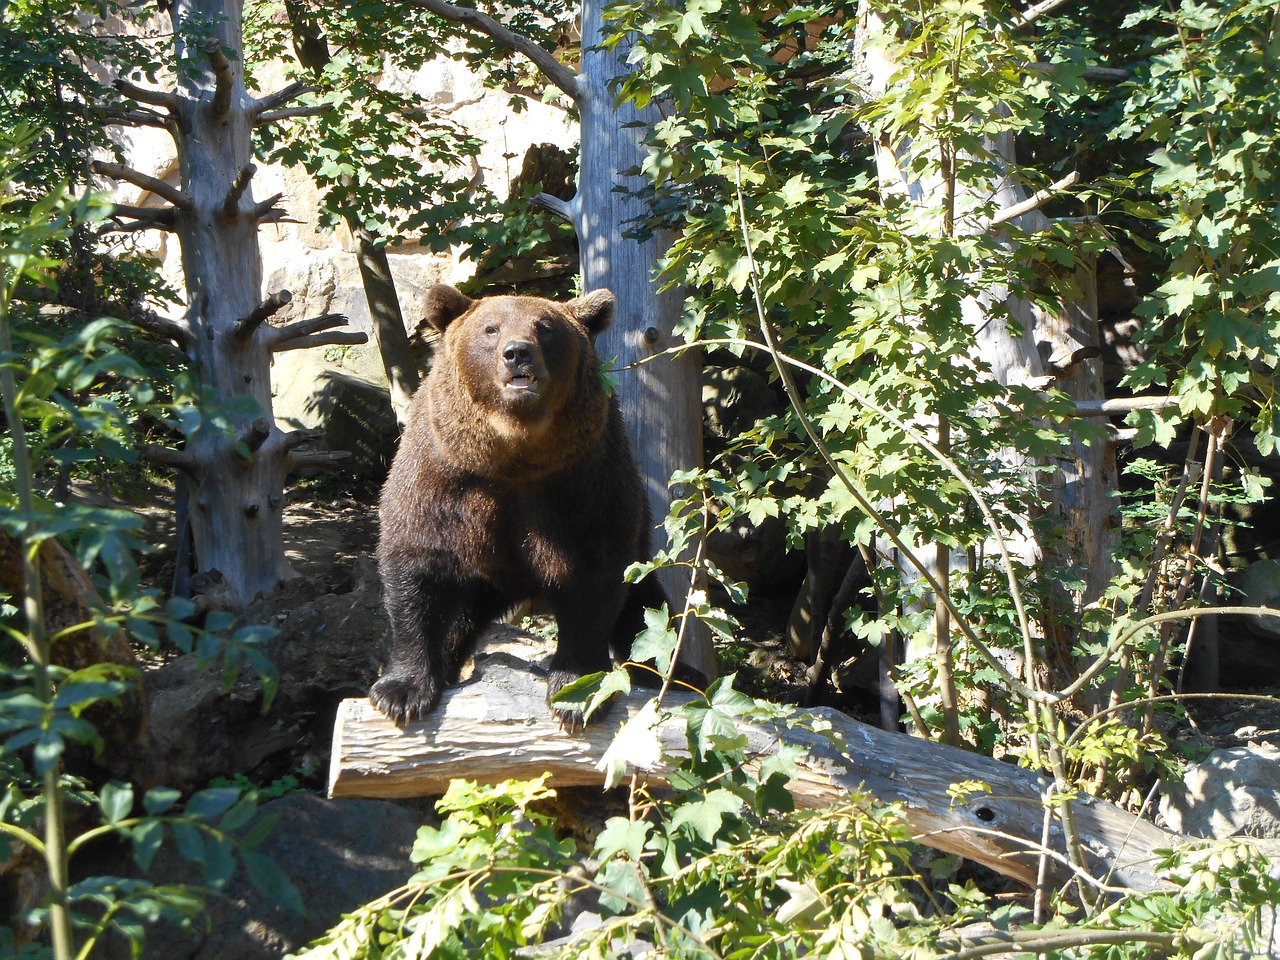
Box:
502 340 537 373
499 338 547 399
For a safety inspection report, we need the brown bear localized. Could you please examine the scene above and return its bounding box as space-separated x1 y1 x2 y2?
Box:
371 283 665 729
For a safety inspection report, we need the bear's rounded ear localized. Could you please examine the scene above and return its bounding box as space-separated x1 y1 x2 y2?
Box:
424 284 473 333
566 289 616 338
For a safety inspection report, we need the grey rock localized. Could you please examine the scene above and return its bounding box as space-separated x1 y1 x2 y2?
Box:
1238 560 1280 640
1161 743 1280 840
101 793 423 960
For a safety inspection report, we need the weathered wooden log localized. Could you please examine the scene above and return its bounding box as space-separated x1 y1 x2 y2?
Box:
329 631 1181 894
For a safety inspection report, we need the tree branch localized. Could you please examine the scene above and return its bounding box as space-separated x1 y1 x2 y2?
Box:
259 209 298 226
104 204 178 232
531 192 576 224
253 80 317 114
1027 62 1131 84
236 418 272 458
1011 0 1073 30
267 312 351 349
249 192 285 223
140 444 197 472
223 164 257 220
274 330 369 353
288 449 351 470
397 0 580 102
92 161 194 211
203 38 234 121
232 290 293 344
113 76 180 111
133 310 192 347
281 428 324 451
1070 396 1180 418
256 104 332 125
986 171 1080 230
93 105 172 129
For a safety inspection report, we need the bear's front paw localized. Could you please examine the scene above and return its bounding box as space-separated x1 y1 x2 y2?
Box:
369 672 441 726
546 671 614 734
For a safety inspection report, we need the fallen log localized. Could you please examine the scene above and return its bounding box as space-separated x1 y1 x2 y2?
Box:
329 629 1182 893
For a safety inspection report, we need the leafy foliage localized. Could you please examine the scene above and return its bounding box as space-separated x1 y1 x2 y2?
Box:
1116 0 1280 453
0 131 295 960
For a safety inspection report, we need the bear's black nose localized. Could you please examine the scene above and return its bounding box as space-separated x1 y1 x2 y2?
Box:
502 341 535 369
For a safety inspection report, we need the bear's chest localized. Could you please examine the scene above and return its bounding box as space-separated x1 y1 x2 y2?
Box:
455 480 582 586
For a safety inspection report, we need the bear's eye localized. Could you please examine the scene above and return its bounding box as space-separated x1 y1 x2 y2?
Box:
484 324 499 337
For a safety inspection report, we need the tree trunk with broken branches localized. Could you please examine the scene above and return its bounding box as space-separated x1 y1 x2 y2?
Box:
104 0 366 607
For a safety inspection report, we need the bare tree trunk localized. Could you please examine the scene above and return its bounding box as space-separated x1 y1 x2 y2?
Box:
351 225 419 426
279 1 420 426
119 0 366 608
575 1 711 678
171 0 293 607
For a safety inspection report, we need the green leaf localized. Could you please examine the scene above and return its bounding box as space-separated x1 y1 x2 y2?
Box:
100 780 134 824
629 605 678 674
597 859 646 917
33 731 64 775
594 817 651 862
131 819 164 873
598 699 661 790
143 786 182 816
241 850 304 915
668 788 743 842
186 787 241 820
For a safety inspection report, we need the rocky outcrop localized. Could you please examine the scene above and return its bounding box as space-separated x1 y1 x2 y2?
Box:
99 793 426 960
1161 743 1280 840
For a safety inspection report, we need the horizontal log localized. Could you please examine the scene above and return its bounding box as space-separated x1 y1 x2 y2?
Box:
330 635 1182 894
1073 395 1179 417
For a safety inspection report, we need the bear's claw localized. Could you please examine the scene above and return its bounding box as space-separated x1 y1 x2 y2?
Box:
369 673 440 726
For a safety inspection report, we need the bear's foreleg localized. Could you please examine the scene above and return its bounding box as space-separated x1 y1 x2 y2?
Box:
372 558 502 726
546 576 627 732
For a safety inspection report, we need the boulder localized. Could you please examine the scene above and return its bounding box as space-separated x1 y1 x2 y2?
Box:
1160 743 1280 840
100 793 424 960
1238 560 1280 640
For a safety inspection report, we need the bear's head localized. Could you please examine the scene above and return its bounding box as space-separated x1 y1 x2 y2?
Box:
423 284 615 424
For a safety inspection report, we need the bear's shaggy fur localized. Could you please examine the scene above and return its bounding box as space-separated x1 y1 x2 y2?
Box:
371 284 663 728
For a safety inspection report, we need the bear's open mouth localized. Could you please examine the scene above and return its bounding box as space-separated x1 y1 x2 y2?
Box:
505 374 539 391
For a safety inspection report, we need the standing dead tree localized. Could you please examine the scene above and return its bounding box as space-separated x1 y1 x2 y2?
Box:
102 0 367 608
